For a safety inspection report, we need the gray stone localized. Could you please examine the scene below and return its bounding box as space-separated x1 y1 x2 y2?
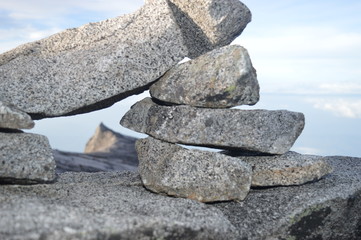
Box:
0 101 34 129
1 156 361 239
0 0 251 119
0 132 56 183
213 156 361 239
0 171 237 240
54 123 138 173
136 137 252 202
225 151 333 187
167 0 252 58
150 45 259 108
120 98 305 154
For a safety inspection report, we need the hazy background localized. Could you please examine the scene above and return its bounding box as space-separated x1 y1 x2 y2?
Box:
1 0 360 157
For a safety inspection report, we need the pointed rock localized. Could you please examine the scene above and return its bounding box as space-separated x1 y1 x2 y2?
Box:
54 123 138 173
136 137 252 202
225 151 333 187
167 0 252 58
0 132 56 183
120 98 305 154
150 45 259 108
0 101 34 130
0 0 251 119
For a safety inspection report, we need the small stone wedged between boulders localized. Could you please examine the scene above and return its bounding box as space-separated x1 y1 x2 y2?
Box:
0 101 34 130
224 151 333 187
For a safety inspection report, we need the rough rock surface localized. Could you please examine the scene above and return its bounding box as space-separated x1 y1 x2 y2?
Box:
225 151 333 187
214 156 361 240
0 171 237 240
0 156 360 239
0 132 56 183
0 0 251 119
136 137 251 202
0 101 34 129
120 98 305 154
167 0 251 58
150 45 259 108
54 123 138 173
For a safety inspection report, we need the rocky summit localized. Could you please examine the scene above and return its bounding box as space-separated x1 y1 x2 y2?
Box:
0 156 360 239
150 45 259 108
136 137 252 202
55 123 138 173
0 0 250 119
120 97 305 154
1 0 359 239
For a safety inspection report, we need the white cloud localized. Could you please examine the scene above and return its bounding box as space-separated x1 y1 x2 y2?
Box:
318 83 361 94
0 0 144 20
292 147 322 155
307 98 361 118
233 25 361 94
0 26 61 53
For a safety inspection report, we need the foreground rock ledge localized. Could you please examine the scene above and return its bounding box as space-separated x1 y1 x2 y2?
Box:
0 0 251 119
0 132 56 183
150 45 259 108
0 172 237 240
136 137 251 202
120 98 305 154
0 156 360 239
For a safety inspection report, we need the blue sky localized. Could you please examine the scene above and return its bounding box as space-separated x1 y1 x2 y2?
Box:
1 0 361 155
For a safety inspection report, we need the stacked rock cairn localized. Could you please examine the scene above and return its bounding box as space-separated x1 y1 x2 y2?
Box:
0 0 332 196
120 11 333 203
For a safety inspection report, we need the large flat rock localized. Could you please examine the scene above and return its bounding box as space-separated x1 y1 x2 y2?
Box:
150 45 259 108
136 137 251 202
120 98 305 154
0 132 56 183
0 156 360 239
0 0 251 119
214 156 361 239
0 101 34 129
0 171 237 240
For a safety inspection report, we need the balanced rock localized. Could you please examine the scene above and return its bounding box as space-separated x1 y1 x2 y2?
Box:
150 45 259 108
120 98 305 154
225 151 333 187
0 132 56 183
0 101 34 129
0 0 251 119
136 137 252 202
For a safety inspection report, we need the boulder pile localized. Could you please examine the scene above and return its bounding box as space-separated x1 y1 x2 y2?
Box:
0 0 360 238
120 10 333 203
